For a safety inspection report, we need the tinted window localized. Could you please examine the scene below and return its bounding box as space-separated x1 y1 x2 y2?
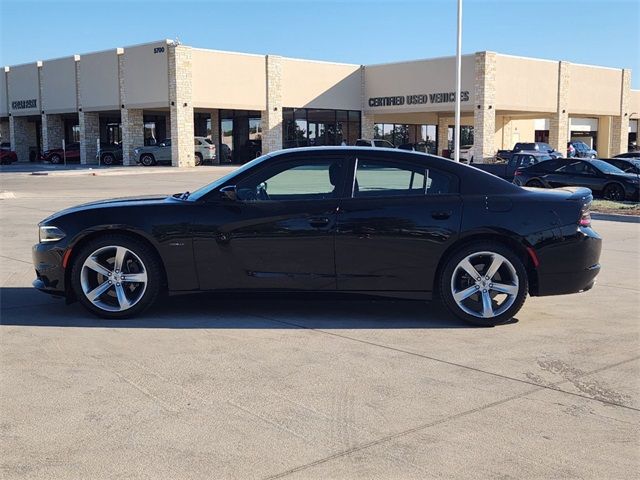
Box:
354 158 454 197
537 160 564 172
515 143 535 151
194 139 201 146
355 140 371 147
373 140 395 148
557 161 596 174
590 159 625 174
236 157 344 201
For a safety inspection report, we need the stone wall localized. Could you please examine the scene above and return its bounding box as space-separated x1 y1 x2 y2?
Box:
41 114 64 151
262 55 282 154
121 108 143 165
79 111 99 164
210 109 220 164
0 120 9 143
610 69 631 156
10 116 37 162
437 117 450 156
168 44 195 167
549 61 570 153
472 52 497 163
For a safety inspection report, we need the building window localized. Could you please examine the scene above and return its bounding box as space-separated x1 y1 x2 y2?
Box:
282 108 360 149
447 125 474 151
373 123 438 154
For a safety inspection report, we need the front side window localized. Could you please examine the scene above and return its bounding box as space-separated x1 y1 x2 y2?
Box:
353 158 454 198
236 157 346 202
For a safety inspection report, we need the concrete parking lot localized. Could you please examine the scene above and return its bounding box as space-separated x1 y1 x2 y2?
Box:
1 168 639 479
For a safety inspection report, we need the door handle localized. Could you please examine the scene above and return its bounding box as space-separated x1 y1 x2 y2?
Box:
308 217 330 228
431 210 452 220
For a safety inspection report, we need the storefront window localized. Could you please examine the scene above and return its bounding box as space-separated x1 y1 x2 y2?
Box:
283 108 360 148
144 122 157 146
447 125 474 151
374 123 437 152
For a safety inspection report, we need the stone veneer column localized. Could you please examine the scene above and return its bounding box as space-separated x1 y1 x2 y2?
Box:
473 51 497 164
79 111 100 164
359 66 374 141
549 61 570 154
168 44 194 167
610 68 631 156
41 114 64 151
121 108 143 165
437 116 449 156
0 120 9 142
262 55 283 154
210 109 220 164
9 116 32 162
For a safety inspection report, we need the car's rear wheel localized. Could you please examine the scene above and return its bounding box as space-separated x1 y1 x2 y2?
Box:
526 179 544 188
102 153 115 165
140 154 155 166
50 154 62 164
603 183 625 201
195 152 203 166
70 234 162 319
439 242 528 326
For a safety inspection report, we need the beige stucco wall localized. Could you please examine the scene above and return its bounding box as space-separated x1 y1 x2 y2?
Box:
42 56 77 114
364 55 475 114
191 49 266 110
281 58 361 110
495 116 537 149
7 63 40 117
0 70 7 116
79 49 120 111
371 112 440 125
122 40 170 108
631 90 640 120
494 55 558 112
568 64 622 116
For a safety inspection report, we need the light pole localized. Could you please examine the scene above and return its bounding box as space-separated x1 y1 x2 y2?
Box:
454 0 463 162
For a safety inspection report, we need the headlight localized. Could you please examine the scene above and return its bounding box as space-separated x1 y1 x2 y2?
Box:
39 225 66 243
134 148 140 154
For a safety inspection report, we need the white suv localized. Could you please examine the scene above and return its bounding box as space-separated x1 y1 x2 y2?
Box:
194 137 216 165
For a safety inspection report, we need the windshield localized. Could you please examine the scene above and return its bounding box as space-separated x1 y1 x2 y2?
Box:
591 159 625 174
188 154 271 200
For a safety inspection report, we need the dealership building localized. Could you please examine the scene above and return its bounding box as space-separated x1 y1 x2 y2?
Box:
1 39 638 166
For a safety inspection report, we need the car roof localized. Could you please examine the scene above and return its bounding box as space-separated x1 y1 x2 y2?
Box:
514 150 550 156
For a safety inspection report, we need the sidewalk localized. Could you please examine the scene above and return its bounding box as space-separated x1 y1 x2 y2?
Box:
0 162 238 177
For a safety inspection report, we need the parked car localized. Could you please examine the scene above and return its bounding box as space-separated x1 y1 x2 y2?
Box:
449 145 474 163
601 157 640 175
513 158 639 201
497 142 562 162
355 139 396 148
568 141 597 159
0 141 11 151
134 137 214 166
97 144 123 165
614 152 640 159
473 151 552 180
41 142 80 164
397 142 429 153
33 147 602 327
0 149 18 164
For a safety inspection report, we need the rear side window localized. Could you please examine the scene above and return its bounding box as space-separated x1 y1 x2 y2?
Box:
353 158 455 197
355 140 371 147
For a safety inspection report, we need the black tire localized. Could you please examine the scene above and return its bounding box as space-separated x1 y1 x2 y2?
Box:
194 153 203 166
439 242 528 326
102 153 115 166
526 179 544 188
603 183 625 201
140 154 155 167
70 234 163 319
50 154 62 164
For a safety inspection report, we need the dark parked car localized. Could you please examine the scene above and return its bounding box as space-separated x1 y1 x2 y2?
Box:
497 142 562 162
0 149 18 164
568 141 597 159
33 147 601 326
473 151 552 180
97 144 123 165
601 158 640 175
42 142 80 164
513 158 639 201
614 152 640 160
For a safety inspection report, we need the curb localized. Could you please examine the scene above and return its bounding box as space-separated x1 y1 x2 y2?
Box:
591 212 640 224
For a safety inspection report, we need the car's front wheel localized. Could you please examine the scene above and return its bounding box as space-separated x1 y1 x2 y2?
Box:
439 242 528 326
102 153 115 165
195 153 203 166
50 154 62 164
140 154 155 166
70 234 162 319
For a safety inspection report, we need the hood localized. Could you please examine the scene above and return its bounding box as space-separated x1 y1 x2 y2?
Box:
40 194 173 224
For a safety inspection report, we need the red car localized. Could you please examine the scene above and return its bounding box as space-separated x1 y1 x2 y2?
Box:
0 149 18 165
41 142 81 164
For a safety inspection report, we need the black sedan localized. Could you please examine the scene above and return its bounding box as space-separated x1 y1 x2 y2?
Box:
602 157 640 175
33 147 601 326
513 158 640 201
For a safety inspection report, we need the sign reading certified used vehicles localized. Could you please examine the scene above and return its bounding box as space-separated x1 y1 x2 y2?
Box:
368 91 470 107
11 99 37 110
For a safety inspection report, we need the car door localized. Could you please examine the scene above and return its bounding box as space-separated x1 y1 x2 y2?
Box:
191 153 348 291
157 140 172 162
335 153 462 293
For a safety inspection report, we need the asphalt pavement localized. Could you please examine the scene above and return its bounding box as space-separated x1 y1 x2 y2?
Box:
0 167 638 479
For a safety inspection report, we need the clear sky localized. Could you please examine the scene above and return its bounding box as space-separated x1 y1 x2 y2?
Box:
1 0 638 88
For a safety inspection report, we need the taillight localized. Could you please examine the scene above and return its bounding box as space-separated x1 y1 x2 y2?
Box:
514 170 522 176
579 204 592 227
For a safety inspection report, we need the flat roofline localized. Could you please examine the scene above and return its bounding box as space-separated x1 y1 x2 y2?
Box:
496 52 625 71
365 53 476 68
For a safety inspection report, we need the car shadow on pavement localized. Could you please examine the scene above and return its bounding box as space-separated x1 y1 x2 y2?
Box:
0 288 518 329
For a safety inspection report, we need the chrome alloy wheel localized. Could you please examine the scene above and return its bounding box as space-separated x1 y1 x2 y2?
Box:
450 251 519 319
80 245 148 312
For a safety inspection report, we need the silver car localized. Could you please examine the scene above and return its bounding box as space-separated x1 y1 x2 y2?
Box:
134 137 216 166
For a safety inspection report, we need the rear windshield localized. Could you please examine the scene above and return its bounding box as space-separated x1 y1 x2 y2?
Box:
591 159 625 174
515 143 536 150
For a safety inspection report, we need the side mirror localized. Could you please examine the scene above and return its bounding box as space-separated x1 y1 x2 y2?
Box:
220 185 238 201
